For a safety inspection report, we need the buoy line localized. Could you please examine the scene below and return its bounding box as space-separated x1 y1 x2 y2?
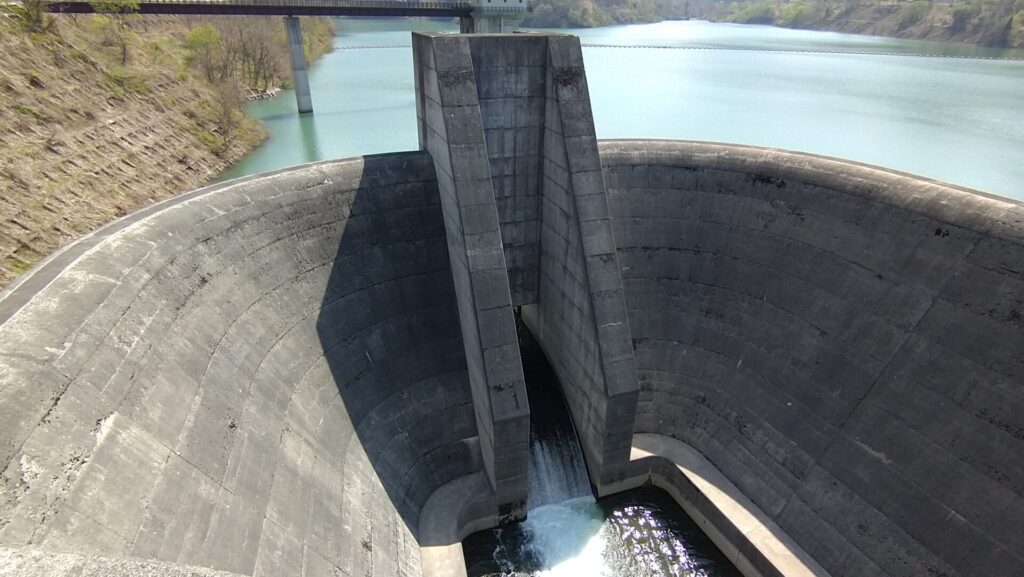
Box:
335 43 1024 61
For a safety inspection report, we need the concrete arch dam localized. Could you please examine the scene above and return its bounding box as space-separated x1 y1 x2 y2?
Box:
1 33 1022 577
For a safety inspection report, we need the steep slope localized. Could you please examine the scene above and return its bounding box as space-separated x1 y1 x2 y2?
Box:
0 16 268 287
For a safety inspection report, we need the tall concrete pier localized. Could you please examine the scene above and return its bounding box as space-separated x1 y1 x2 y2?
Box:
0 32 1022 577
284 16 312 114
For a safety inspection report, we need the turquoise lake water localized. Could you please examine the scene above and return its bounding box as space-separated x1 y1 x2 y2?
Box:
218 18 1024 201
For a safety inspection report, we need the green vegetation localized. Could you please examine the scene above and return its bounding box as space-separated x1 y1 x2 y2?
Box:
182 17 334 93
522 0 692 28
721 0 1024 47
12 104 39 118
0 13 335 286
90 0 140 64
776 2 815 28
897 1 930 31
103 68 150 98
12 0 58 34
524 0 1024 47
731 1 774 24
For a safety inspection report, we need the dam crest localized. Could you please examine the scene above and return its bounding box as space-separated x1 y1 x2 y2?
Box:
1 33 1022 577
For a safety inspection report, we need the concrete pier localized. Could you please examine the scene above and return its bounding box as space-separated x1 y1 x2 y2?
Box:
284 16 312 114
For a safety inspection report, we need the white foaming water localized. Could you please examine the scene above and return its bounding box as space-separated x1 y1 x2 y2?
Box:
485 416 725 576
527 431 591 509
521 497 607 576
517 428 614 575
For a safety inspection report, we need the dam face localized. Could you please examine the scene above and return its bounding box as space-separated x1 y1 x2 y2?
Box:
601 141 1024 577
1 33 1023 577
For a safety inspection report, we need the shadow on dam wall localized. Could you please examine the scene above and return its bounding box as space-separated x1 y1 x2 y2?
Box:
312 153 478 536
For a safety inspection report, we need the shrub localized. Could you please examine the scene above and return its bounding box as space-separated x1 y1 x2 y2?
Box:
13 0 57 34
898 0 931 30
731 1 775 24
777 3 814 27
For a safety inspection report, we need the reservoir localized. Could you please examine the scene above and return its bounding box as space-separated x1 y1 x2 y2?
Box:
218 18 1024 201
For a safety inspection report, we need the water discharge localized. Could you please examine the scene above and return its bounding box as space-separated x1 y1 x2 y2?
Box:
527 437 591 509
465 325 742 577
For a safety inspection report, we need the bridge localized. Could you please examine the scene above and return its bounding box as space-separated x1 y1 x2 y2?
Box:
45 0 528 18
43 0 530 112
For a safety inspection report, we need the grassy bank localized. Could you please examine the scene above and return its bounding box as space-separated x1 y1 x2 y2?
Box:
0 12 335 287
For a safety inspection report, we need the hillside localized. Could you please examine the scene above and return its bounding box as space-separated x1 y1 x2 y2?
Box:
521 0 705 27
522 0 1024 48
0 12 334 288
728 0 1024 48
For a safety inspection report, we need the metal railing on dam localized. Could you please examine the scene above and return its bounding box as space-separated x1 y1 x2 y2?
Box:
43 0 528 16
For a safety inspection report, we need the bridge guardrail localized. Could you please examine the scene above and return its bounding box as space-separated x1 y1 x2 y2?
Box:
56 0 482 7
47 0 531 16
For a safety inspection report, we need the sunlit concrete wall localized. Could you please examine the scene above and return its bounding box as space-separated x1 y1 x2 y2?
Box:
603 139 1024 577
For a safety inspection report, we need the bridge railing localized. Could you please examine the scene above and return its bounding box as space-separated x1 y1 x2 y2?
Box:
48 0 532 16
66 0 512 9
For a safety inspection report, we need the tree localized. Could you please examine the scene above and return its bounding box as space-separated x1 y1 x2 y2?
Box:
91 0 139 65
212 76 244 139
217 17 284 92
16 0 58 34
185 23 226 82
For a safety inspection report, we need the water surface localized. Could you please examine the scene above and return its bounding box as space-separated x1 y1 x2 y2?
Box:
219 18 1024 200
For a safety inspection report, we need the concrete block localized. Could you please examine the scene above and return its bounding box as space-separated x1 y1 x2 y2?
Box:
470 268 513 311
579 219 615 256
444 106 486 145
450 145 493 182
571 170 606 196
459 202 501 236
575 192 610 222
556 99 596 138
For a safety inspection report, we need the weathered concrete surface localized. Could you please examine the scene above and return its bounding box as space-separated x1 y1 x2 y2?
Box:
413 33 530 519
466 34 546 306
415 32 639 493
417 472 497 577
602 139 1024 577
0 153 485 576
520 35 639 489
0 547 248 577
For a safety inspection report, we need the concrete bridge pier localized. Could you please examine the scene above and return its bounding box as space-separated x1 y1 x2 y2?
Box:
284 16 313 114
458 12 508 33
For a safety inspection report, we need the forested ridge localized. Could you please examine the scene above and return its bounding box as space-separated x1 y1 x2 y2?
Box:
522 0 1024 48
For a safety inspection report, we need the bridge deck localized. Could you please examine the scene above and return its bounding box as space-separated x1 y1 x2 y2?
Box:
45 0 527 17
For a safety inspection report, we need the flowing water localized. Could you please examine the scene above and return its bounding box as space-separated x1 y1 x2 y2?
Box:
217 18 1024 200
465 326 742 577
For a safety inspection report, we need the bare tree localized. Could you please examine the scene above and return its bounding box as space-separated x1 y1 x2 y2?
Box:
16 0 58 34
91 0 139 65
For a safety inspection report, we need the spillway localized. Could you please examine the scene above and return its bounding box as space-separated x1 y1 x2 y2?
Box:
0 31 1022 577
463 325 743 577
